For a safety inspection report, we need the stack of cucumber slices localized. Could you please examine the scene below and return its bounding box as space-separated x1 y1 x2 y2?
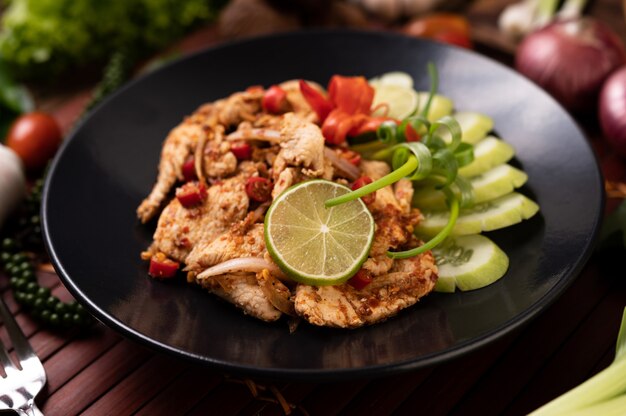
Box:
369 72 540 293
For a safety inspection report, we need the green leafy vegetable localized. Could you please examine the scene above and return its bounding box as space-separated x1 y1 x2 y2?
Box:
530 308 626 415
0 0 226 80
0 57 33 140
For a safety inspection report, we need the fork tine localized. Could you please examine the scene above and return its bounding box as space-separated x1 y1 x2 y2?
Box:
0 337 17 375
0 295 35 365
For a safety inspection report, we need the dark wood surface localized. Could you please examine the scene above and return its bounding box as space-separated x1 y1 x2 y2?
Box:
2 1 626 415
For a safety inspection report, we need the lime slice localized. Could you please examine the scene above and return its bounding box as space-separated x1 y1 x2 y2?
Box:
369 71 414 89
371 84 419 119
264 180 375 286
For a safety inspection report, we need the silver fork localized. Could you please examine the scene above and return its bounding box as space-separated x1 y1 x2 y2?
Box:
0 295 46 416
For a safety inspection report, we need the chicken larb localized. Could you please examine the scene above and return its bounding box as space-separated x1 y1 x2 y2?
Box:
138 82 438 327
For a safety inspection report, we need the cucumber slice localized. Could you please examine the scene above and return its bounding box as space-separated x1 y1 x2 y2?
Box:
416 192 540 237
459 136 516 178
433 234 509 292
369 71 414 89
415 92 453 122
437 111 494 145
413 164 529 210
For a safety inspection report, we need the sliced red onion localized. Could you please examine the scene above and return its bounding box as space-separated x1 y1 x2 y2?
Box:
323 147 360 180
516 17 626 112
196 257 287 280
226 128 281 142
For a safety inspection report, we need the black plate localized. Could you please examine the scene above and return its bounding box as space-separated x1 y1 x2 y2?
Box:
42 30 603 380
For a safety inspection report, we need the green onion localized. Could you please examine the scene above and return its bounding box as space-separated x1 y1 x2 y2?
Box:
529 308 626 415
387 189 459 259
324 156 418 207
420 62 438 119
325 62 475 258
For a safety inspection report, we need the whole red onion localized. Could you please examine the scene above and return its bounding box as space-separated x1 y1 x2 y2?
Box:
516 18 626 112
599 66 626 157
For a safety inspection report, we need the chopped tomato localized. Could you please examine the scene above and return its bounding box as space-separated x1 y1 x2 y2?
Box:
176 181 207 207
262 85 288 113
182 156 196 182
328 75 374 115
348 269 373 290
245 177 273 202
300 76 376 145
149 253 179 278
231 141 252 160
299 80 333 121
352 176 376 205
351 117 394 137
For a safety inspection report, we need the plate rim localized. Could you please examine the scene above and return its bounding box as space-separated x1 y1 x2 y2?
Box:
41 28 605 381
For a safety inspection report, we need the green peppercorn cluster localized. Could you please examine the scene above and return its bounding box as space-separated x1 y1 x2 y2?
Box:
1 178 92 329
86 50 132 112
1 238 91 328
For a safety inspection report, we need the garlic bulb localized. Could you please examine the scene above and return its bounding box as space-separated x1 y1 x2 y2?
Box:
0 144 26 227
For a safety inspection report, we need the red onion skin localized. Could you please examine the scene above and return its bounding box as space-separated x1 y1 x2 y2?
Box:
599 66 626 157
516 18 626 113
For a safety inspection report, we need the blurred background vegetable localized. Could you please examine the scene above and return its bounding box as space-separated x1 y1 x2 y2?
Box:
599 66 626 158
505 0 626 114
529 307 626 415
403 13 472 48
0 0 227 80
0 144 26 230
6 112 62 172
515 16 626 112
0 57 33 138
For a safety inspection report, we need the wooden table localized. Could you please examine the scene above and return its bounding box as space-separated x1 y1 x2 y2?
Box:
2 1 626 415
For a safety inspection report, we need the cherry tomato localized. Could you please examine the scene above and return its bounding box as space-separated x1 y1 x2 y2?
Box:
245 177 273 202
352 176 376 205
262 85 288 114
176 181 207 207
6 112 62 171
348 269 373 290
231 141 252 160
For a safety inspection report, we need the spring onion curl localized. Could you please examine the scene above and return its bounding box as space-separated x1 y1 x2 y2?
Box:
324 63 476 259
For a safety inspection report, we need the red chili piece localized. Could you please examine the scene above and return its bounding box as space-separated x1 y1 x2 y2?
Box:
231 141 252 160
262 85 288 114
148 253 180 279
182 155 196 182
404 123 421 142
352 176 376 205
348 269 373 290
245 177 273 202
176 181 207 208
